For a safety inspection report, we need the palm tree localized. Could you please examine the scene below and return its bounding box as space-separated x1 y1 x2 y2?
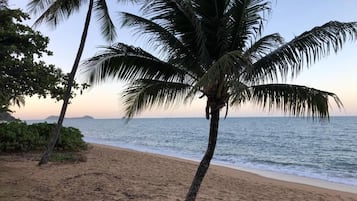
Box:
0 95 25 113
84 0 357 200
27 0 117 165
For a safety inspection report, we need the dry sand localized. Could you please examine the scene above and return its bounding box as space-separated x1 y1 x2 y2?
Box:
0 144 356 201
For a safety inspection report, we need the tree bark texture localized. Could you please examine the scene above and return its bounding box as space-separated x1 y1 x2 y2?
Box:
38 0 94 165
185 102 220 201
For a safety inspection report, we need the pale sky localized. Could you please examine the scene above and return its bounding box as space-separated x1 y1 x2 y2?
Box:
8 0 357 120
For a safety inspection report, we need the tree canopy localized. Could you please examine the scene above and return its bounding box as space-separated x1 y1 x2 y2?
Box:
0 3 86 114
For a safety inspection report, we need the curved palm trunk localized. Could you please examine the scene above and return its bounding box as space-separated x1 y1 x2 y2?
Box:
38 0 94 166
185 102 220 201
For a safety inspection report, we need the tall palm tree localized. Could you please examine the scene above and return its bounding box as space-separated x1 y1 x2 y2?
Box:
27 0 117 165
84 0 357 200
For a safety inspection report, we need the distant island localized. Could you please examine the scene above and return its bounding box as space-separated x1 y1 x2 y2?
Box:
45 115 94 120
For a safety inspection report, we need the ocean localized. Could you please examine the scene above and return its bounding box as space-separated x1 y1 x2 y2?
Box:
28 116 357 189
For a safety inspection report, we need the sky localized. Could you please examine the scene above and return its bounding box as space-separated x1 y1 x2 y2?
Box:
7 0 357 120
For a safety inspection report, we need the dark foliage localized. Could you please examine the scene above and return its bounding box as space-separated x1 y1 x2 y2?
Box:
0 4 89 113
0 122 87 152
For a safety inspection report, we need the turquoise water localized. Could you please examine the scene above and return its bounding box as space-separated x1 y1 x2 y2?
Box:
28 117 357 187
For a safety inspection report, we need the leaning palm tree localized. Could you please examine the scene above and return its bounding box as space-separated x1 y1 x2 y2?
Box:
27 0 117 165
84 0 357 200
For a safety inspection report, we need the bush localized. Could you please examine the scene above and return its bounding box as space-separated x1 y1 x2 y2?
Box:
0 121 38 151
0 121 87 152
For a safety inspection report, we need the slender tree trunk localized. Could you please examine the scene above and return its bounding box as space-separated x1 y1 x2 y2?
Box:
185 102 220 201
38 0 94 166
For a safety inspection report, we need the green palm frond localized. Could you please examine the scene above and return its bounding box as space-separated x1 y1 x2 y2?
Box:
142 0 210 65
195 0 229 17
28 0 116 42
27 0 52 15
253 21 357 82
120 12 189 58
194 0 230 58
28 0 84 27
251 84 343 119
227 0 271 50
94 0 116 41
228 81 251 105
244 33 284 62
120 11 206 77
243 33 284 82
195 50 248 91
123 79 191 118
84 43 190 83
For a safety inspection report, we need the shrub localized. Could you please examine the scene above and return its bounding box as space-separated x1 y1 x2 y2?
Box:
0 121 87 152
55 125 87 151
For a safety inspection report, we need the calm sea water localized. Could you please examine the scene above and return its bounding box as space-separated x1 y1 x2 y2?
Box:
28 117 357 187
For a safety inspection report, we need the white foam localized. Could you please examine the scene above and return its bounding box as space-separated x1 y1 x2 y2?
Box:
215 162 357 194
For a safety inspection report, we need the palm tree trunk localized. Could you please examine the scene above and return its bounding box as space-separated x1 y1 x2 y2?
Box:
38 0 94 166
185 102 220 201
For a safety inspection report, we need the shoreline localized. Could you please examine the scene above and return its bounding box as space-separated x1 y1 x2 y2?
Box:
93 143 357 195
27 117 357 193
1 143 357 200
216 162 357 194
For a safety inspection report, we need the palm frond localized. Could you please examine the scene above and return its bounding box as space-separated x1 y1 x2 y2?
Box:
28 0 84 27
194 0 229 18
244 33 284 62
228 81 251 105
84 43 190 83
120 11 206 79
243 33 284 82
123 79 191 118
227 0 271 50
253 21 357 82
250 84 343 119
27 0 53 15
120 12 188 59
142 0 211 66
194 0 230 58
94 0 116 41
194 50 248 91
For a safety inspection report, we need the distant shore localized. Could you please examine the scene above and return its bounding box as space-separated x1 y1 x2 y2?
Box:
0 143 356 201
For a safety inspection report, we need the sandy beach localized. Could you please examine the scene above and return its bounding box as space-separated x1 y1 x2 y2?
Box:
0 143 356 201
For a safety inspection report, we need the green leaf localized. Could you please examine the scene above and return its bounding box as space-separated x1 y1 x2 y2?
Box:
94 0 117 41
123 79 191 118
250 84 343 119
84 43 190 83
253 21 357 82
